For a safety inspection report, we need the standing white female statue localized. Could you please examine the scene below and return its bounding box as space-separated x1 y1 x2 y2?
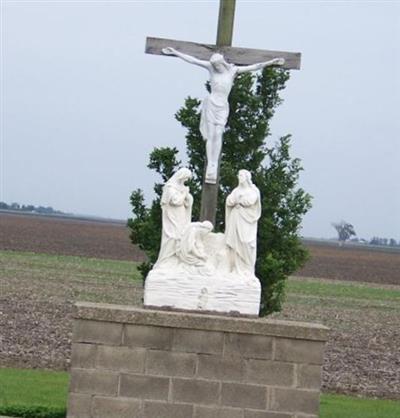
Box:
162 47 285 183
225 169 261 276
154 168 193 268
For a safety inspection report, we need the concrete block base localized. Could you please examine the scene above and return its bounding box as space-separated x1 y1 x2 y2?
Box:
67 303 328 418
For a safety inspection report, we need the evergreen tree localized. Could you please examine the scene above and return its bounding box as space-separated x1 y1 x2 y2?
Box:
128 67 311 315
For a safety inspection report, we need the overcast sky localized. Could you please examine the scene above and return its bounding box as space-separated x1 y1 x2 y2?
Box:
1 0 399 239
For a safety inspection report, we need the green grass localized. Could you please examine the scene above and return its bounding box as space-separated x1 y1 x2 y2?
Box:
288 278 400 303
0 250 141 282
2 250 398 305
0 369 68 417
1 250 143 308
0 368 399 418
321 393 400 418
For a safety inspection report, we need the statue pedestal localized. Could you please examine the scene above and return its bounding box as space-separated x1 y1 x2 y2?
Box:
67 303 328 418
144 269 261 316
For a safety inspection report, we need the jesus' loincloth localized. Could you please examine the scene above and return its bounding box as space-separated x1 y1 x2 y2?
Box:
199 94 229 140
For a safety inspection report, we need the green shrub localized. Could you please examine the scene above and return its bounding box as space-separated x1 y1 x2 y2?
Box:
0 405 66 418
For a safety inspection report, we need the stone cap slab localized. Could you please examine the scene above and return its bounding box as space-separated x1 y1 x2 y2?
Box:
75 303 329 342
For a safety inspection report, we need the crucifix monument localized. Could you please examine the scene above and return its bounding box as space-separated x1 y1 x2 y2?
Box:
143 0 301 315
67 5 329 418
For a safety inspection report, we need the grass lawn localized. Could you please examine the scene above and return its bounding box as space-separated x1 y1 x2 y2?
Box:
0 369 68 407
0 369 68 417
284 276 400 312
2 249 399 305
0 368 399 418
0 250 143 305
0 250 141 283
2 249 399 308
321 393 400 418
288 277 400 302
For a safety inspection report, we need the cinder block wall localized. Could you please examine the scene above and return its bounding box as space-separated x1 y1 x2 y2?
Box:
68 303 328 418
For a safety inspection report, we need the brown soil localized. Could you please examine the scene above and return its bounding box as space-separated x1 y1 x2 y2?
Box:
1 213 399 286
1 212 400 399
298 242 400 286
0 212 145 262
272 291 400 400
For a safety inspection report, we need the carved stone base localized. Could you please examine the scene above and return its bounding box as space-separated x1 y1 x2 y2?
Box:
144 269 261 315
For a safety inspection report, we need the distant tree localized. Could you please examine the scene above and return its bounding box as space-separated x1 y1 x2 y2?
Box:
370 237 399 247
36 206 54 214
370 236 378 245
0 201 63 215
332 220 356 244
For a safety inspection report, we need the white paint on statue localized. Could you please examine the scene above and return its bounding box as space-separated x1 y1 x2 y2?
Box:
177 221 213 267
162 47 284 184
154 167 193 269
226 169 261 276
144 169 262 315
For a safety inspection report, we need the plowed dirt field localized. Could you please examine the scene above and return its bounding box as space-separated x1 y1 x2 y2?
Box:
1 212 399 285
1 212 400 399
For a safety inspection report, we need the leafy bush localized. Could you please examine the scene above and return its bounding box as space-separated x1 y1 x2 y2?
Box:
0 405 66 418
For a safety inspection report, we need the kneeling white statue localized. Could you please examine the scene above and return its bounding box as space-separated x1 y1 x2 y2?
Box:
177 221 214 267
144 168 261 315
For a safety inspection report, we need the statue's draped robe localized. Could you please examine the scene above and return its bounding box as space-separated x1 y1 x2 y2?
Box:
225 185 261 275
200 95 229 140
177 222 210 266
155 183 192 268
199 66 236 141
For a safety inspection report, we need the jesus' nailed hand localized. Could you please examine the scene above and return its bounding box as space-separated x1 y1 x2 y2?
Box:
162 46 285 184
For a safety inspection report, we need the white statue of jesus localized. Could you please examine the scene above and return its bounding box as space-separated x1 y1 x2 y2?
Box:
162 47 285 184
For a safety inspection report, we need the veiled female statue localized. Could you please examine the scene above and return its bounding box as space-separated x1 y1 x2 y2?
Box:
225 170 261 276
154 168 193 268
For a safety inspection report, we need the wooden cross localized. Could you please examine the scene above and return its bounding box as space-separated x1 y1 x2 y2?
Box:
145 0 301 226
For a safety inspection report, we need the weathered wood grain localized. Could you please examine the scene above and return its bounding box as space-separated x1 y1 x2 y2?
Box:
145 37 301 70
216 0 236 47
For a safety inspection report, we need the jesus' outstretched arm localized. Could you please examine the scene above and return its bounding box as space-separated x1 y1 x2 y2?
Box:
236 57 285 74
162 47 211 70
